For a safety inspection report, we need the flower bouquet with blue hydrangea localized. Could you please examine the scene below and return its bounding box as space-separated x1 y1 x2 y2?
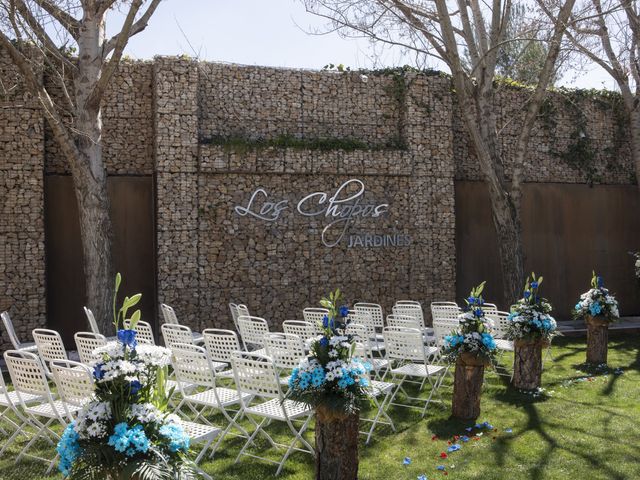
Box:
572 272 620 322
57 274 196 480
286 289 372 414
506 273 557 342
443 282 498 364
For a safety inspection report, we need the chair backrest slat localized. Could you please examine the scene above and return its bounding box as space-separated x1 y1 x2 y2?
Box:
32 328 67 371
432 318 461 344
302 308 329 335
171 343 216 388
354 303 384 330
392 304 425 328
123 320 155 345
383 326 426 362
264 333 305 370
282 320 315 342
386 314 422 331
1 311 22 350
160 304 179 325
74 332 107 365
486 311 509 339
161 323 194 349
203 329 241 363
51 360 94 406
4 350 50 398
347 310 376 336
83 307 100 335
430 303 462 322
231 352 281 399
237 316 269 349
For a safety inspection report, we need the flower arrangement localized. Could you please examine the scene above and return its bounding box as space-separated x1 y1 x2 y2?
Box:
443 282 498 363
630 251 640 280
506 273 557 341
572 272 620 322
57 274 196 479
286 289 372 414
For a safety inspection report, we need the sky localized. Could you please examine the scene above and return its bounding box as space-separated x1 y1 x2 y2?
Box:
107 0 616 90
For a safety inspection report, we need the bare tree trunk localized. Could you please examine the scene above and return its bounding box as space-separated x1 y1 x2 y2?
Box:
71 16 115 334
452 353 487 421
315 406 359 480
512 339 543 390
585 316 609 365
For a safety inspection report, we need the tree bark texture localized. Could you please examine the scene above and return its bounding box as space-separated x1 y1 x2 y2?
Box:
629 108 640 186
512 339 543 390
452 352 487 421
315 406 359 480
586 316 609 365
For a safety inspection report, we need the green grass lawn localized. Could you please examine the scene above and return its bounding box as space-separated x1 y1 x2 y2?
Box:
0 334 638 479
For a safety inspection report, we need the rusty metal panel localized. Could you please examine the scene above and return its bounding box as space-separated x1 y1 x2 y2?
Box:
44 175 157 346
455 181 640 319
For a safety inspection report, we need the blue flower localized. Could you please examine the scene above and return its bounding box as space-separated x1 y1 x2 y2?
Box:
160 423 190 452
474 308 483 317
57 423 81 476
117 329 137 349
129 380 142 395
467 296 476 304
589 302 602 316
403 457 411 465
437 466 445 471
461 435 470 442
481 333 496 350
524 291 531 299
322 315 329 328
531 281 538 289
447 444 461 452
597 276 604 288
319 336 329 348
339 305 350 317
93 363 104 381
574 303 582 311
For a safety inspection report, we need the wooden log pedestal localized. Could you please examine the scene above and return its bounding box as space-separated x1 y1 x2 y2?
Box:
314 405 359 480
586 315 610 365
452 352 489 421
512 338 545 391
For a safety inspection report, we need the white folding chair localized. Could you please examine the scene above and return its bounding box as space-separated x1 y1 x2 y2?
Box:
160 303 204 344
32 328 68 377
74 332 107 365
302 308 329 335
123 319 156 345
282 320 315 344
354 303 385 333
360 377 396 445
383 327 446 417
162 323 197 349
4 350 81 472
430 303 462 321
202 328 243 377
346 323 389 380
1 311 38 353
348 310 385 353
83 307 116 341
264 333 306 384
393 303 434 340
486 311 514 352
0 365 44 456
229 303 240 331
237 315 269 354
171 343 251 458
231 352 314 475
50 360 95 407
483 303 498 314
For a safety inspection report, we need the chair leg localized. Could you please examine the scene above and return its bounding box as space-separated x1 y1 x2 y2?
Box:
234 416 267 464
276 415 314 476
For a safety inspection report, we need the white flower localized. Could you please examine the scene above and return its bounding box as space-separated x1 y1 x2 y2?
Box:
135 345 172 367
86 422 106 438
131 403 163 424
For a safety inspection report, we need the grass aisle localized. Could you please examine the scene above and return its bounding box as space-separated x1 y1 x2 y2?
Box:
0 334 638 479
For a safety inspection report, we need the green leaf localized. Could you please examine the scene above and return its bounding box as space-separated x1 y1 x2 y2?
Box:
129 309 141 329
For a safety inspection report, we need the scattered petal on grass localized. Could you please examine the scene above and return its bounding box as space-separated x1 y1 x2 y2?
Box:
440 452 448 458
431 435 438 441
447 444 461 452
418 475 428 480
436 466 445 471
461 435 470 442
476 432 483 437
505 428 513 433
465 427 473 432
403 457 412 465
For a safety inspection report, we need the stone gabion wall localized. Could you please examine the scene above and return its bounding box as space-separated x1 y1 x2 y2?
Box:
0 56 46 350
1 54 636 341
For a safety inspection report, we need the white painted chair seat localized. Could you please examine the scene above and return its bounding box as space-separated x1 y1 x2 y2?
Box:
166 379 197 394
181 420 221 443
495 339 514 351
390 363 445 377
185 387 252 408
25 399 83 419
370 380 394 396
0 390 41 407
424 345 439 357
244 398 312 421
370 358 389 371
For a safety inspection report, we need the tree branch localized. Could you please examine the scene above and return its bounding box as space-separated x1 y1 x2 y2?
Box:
102 0 162 57
85 0 145 110
31 0 80 38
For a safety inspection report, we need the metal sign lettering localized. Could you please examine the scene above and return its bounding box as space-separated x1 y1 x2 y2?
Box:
234 179 410 248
